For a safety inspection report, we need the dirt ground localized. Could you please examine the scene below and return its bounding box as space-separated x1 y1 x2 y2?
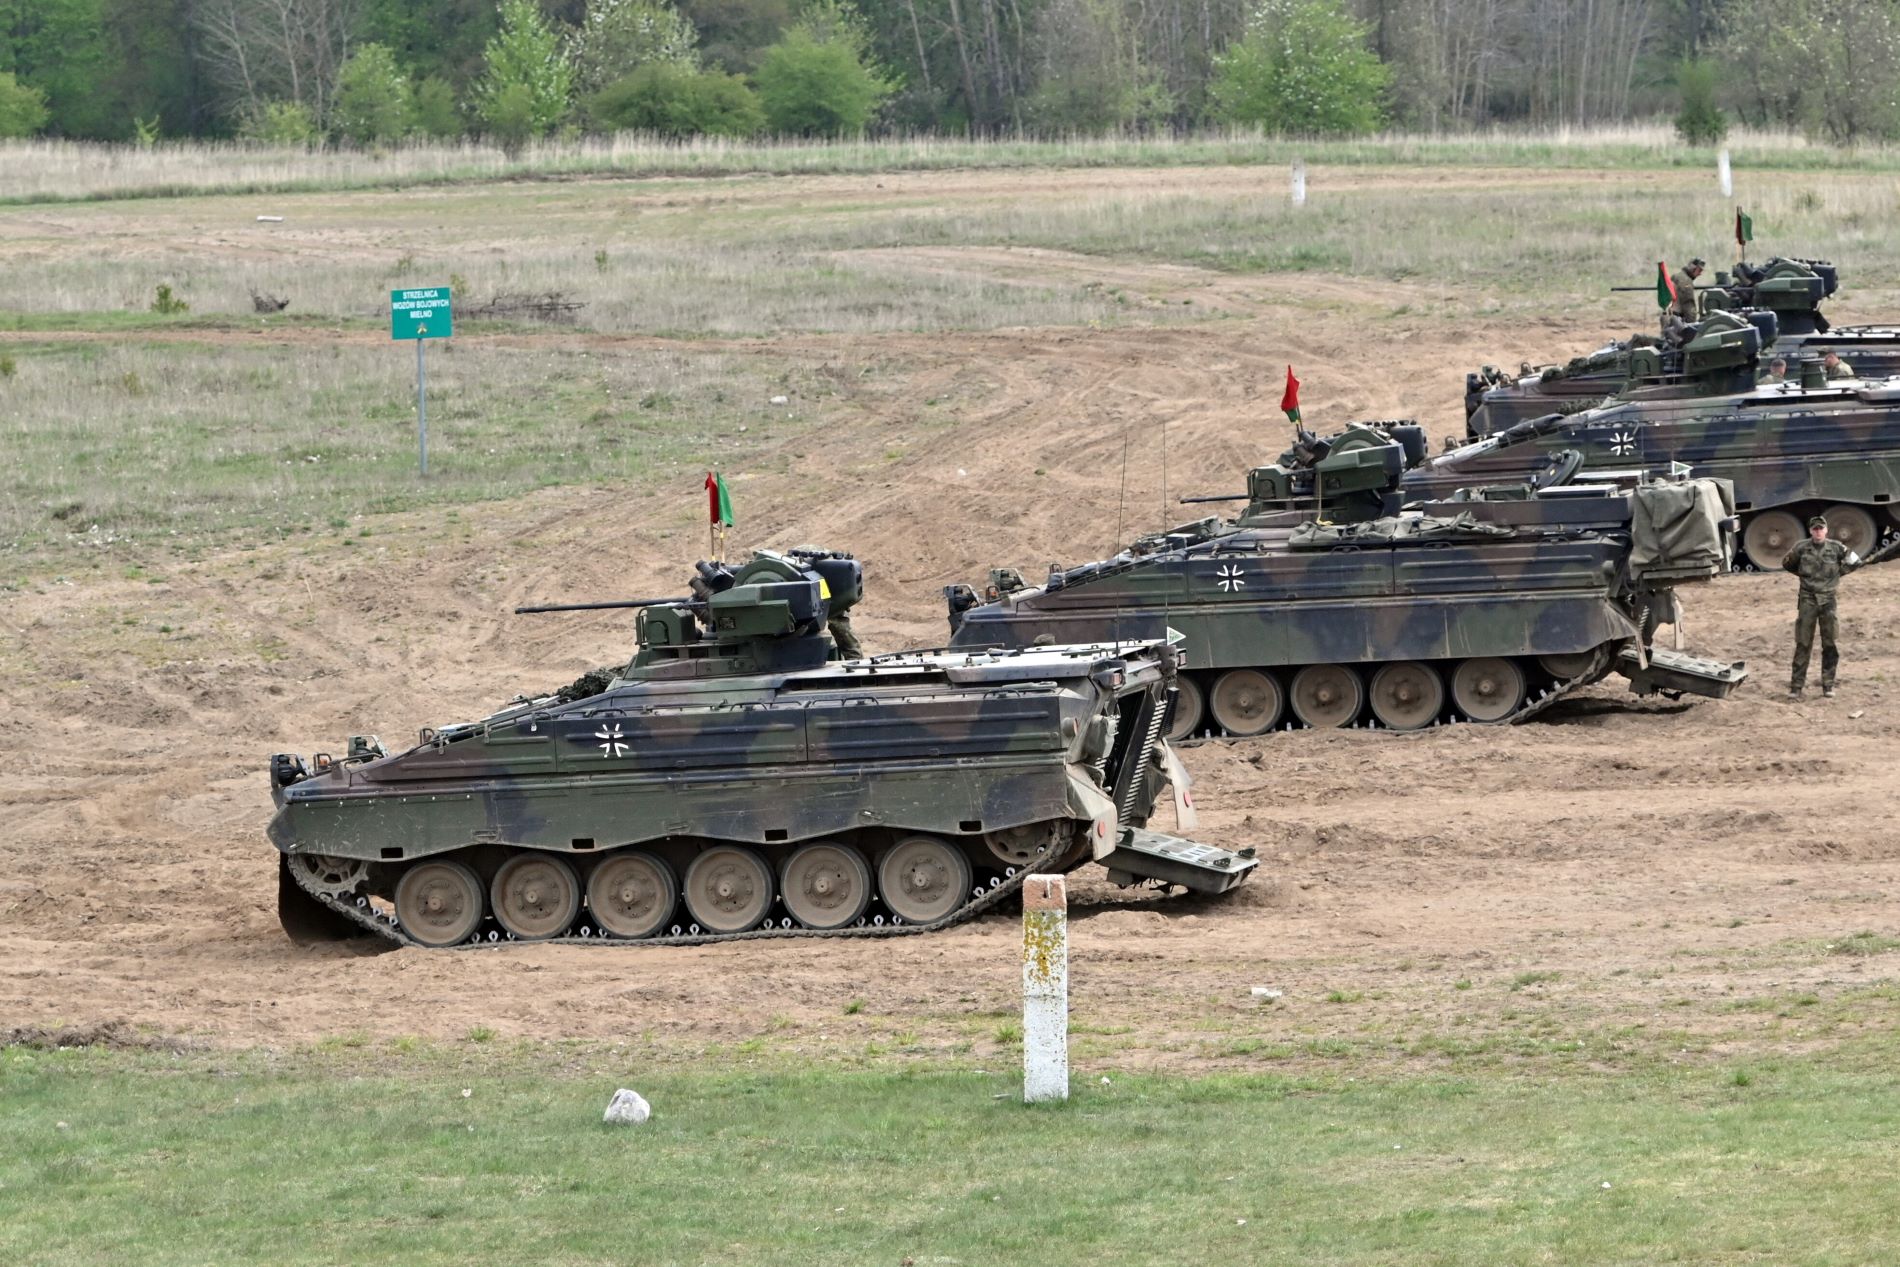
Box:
5 218 1899 1071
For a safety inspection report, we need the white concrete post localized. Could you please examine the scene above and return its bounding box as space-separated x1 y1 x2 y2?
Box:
1290 160 1307 207
1022 874 1069 1103
1718 149 1733 198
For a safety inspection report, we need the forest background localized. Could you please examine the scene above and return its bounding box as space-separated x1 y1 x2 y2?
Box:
0 0 1891 149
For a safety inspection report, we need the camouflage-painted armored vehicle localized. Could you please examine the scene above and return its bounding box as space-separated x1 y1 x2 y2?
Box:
1433 308 1900 565
270 551 1255 948
948 436 1745 740
1467 257 1900 433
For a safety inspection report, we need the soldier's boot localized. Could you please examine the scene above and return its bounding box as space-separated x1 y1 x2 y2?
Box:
1821 645 1839 698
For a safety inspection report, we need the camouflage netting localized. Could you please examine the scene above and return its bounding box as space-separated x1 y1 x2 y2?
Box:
1630 478 1736 578
1288 513 1516 549
555 667 619 703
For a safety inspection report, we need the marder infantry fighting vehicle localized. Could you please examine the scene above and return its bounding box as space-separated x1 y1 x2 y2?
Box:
1469 257 1900 432
947 431 1745 740
270 550 1255 949
1441 307 1900 566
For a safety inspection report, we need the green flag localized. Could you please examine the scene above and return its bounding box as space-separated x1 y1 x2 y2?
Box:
1736 207 1754 251
705 471 734 526
1656 261 1677 311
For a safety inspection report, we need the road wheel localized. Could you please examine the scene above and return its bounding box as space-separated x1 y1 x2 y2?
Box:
1823 504 1879 557
394 860 486 948
587 852 677 940
1208 669 1284 736
1742 509 1803 567
1368 661 1444 731
683 846 775 934
1450 657 1526 723
1289 664 1364 729
877 835 971 925
490 854 581 941
1165 675 1205 741
781 842 873 931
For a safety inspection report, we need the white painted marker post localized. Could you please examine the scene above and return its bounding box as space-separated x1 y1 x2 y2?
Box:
1290 159 1308 207
1022 874 1069 1103
1718 148 1733 198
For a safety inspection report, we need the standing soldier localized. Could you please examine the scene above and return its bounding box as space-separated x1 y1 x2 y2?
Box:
787 545 865 660
1670 258 1706 321
1783 514 1861 698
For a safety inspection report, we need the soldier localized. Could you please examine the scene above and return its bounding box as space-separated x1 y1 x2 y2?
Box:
1670 258 1705 321
1783 514 1862 698
1758 356 1788 384
1823 349 1855 380
787 545 864 660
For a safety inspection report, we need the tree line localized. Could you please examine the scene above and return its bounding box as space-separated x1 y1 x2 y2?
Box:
1 0 1895 145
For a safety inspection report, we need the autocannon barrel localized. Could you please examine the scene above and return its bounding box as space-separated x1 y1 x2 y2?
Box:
513 596 693 615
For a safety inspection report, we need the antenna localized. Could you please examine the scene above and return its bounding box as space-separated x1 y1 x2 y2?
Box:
1114 428 1130 555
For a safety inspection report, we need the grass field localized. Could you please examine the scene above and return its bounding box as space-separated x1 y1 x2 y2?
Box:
5 1040 1899 1267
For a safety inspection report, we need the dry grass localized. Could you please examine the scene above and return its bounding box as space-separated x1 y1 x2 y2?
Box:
1 125 1893 205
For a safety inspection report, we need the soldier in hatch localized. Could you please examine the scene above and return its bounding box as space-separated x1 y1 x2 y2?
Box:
1783 515 1862 698
1823 349 1856 381
1670 258 1705 321
1758 356 1788 384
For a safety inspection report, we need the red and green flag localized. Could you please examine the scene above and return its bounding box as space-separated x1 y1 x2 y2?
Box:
1735 207 1754 252
705 471 734 526
1656 261 1678 311
1280 366 1301 425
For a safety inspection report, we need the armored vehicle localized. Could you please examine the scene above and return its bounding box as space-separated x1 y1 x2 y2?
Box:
1436 309 1900 565
1468 257 1900 434
270 551 1255 949
948 439 1744 740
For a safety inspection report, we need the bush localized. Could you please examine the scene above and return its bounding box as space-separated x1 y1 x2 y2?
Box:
0 72 50 139
570 0 701 93
586 63 763 137
333 44 413 144
1210 0 1389 136
755 27 892 136
239 100 321 145
409 77 463 138
1674 58 1729 145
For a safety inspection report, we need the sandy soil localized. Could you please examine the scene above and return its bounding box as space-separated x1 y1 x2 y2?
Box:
5 236 1899 1071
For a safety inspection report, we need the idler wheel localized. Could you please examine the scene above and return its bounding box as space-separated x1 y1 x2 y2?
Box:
877 835 971 925
683 845 775 934
780 842 873 930
1368 661 1443 731
1537 650 1600 681
1450 657 1526 723
1209 669 1284 736
587 852 677 940
1742 510 1802 567
490 854 581 941
1289 664 1363 729
1823 504 1879 558
394 860 486 947
1165 675 1205 741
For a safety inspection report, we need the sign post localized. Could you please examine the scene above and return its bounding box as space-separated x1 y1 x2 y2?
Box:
390 287 453 476
1022 874 1069 1104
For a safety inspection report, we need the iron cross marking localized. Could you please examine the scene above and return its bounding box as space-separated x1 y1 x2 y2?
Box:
1216 564 1247 592
594 724 630 758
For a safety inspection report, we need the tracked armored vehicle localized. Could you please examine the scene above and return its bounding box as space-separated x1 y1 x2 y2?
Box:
948 438 1745 740
1436 308 1900 565
1468 257 1900 433
270 551 1255 949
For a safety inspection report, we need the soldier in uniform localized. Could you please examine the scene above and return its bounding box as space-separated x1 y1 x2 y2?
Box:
1670 258 1705 321
1783 514 1862 698
1823 349 1856 380
787 545 864 660
1758 356 1788 384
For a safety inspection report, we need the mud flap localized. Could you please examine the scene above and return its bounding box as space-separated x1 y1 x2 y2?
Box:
1619 647 1749 699
1064 767 1120 861
1099 828 1258 895
277 854 378 945
1154 741 1199 833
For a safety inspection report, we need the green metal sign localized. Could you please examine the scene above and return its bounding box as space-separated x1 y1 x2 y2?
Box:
390 287 453 340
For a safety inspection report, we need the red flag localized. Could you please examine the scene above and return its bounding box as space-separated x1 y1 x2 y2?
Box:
1280 366 1301 425
704 471 733 526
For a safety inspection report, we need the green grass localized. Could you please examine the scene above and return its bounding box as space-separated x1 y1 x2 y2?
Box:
5 1043 1900 1266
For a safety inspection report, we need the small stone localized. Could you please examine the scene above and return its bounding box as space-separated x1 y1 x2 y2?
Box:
56 1121 69 1131
769 395 789 405
603 1088 652 1125
1601 1181 1612 1190
1250 986 1282 999
1099 1076 1111 1085
1851 709 1865 719
1236 1218 1248 1226
460 1088 472 1098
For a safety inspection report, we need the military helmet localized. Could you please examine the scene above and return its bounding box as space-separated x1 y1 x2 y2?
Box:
1689 257 1707 268
1808 515 1828 530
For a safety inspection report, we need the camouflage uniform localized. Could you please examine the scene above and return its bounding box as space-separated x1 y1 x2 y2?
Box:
827 608 862 660
1825 356 1856 381
1783 537 1860 692
1669 268 1700 320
